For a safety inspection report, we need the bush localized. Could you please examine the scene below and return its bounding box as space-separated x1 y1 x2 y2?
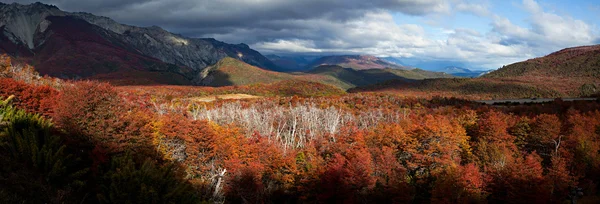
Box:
0 78 58 117
0 97 88 203
53 81 153 153
96 153 201 204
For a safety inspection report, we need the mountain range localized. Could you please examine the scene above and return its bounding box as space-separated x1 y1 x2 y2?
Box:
197 57 451 90
0 2 277 85
0 2 455 89
267 54 489 77
264 54 317 71
267 54 414 71
1 2 597 98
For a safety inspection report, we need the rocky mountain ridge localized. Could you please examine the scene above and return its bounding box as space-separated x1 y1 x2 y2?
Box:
0 2 279 83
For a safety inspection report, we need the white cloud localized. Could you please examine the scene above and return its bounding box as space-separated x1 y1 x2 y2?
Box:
492 0 597 51
455 1 490 17
251 0 598 69
246 10 530 69
253 39 322 53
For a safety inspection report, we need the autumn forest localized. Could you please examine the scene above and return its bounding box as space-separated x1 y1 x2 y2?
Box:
0 54 599 204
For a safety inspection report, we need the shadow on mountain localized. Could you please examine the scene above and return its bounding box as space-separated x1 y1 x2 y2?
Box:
307 65 418 89
196 69 235 87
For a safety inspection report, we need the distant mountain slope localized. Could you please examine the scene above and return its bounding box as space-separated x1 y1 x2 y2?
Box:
381 57 405 66
308 65 451 88
351 45 600 99
195 58 356 89
349 78 561 100
308 55 411 70
196 58 452 90
484 45 600 78
482 44 600 95
197 57 297 86
0 2 280 84
439 66 488 77
265 54 314 71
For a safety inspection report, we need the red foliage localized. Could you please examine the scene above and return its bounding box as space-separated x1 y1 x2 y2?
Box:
9 72 597 203
154 113 216 169
52 81 153 153
431 163 486 203
318 151 375 203
486 152 549 203
0 78 58 116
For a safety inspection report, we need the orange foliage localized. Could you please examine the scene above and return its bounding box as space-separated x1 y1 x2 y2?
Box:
52 81 153 153
0 78 58 116
431 163 486 203
7 70 600 203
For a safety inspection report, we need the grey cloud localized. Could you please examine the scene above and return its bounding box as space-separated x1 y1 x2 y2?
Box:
3 0 448 42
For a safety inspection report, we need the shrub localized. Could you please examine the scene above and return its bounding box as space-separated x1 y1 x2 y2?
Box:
53 81 153 153
0 78 58 117
0 97 88 202
96 153 201 204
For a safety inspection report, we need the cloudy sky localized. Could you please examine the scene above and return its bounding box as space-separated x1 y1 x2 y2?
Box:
5 0 600 70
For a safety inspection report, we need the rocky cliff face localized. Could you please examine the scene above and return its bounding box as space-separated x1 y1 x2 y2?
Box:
0 2 64 50
0 2 280 83
70 12 279 71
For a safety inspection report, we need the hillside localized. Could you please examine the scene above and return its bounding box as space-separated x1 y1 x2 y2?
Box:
485 45 600 78
307 55 410 70
197 57 298 86
308 65 451 87
265 54 315 71
352 45 600 99
350 78 561 100
481 45 600 95
197 58 453 90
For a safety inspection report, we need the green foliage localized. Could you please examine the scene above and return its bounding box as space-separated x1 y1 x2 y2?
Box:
96 153 201 204
1 100 87 185
0 97 88 202
510 118 531 150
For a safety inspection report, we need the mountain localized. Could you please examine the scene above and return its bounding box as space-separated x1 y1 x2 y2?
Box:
439 66 472 74
307 55 411 70
349 78 561 100
307 65 451 89
197 57 298 86
352 45 600 98
482 44 600 95
484 45 600 78
265 54 314 71
196 58 356 89
196 58 452 90
439 66 488 78
381 57 405 66
0 2 279 85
